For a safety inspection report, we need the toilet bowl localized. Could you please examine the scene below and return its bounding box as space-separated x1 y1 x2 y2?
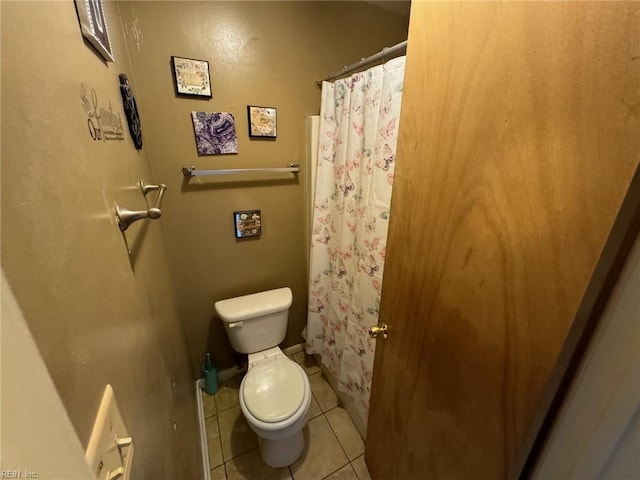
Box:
215 288 311 467
240 347 311 466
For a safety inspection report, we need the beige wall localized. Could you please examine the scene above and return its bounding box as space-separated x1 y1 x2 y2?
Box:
532 231 640 479
1 2 200 477
2 272 95 479
119 1 409 372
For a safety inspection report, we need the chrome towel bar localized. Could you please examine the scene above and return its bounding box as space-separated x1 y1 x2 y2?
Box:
181 163 300 177
115 180 167 231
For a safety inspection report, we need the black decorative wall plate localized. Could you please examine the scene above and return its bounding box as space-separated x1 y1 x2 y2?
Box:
119 74 143 150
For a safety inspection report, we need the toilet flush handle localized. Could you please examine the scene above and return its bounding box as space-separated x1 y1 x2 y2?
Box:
228 321 244 328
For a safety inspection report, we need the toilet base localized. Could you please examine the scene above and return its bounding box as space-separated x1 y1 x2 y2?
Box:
258 428 305 467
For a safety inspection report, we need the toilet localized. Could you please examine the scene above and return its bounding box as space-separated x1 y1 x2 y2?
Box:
215 287 311 467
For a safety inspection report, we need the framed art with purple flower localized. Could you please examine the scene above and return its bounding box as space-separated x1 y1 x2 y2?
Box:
191 112 238 155
172 56 212 98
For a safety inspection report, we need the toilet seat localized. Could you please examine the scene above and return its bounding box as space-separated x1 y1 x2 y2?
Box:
242 358 306 423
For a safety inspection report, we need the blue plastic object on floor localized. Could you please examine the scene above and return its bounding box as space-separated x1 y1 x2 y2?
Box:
202 353 219 395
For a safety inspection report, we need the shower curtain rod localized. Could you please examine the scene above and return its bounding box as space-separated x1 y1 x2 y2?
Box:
316 40 407 86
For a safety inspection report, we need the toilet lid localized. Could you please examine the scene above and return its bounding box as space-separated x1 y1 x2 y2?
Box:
242 358 306 423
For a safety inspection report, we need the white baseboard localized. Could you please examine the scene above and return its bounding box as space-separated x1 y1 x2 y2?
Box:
283 342 305 356
217 365 246 382
195 379 211 480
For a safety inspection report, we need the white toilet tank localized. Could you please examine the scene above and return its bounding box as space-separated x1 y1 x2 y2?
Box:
215 287 292 354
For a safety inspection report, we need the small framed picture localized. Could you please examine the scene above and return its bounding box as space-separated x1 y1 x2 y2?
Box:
191 112 238 155
234 210 262 238
247 106 277 138
74 0 114 62
171 56 212 98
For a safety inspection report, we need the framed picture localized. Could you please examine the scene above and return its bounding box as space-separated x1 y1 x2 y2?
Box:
247 105 277 138
191 112 238 155
74 0 114 62
172 56 212 98
234 210 262 238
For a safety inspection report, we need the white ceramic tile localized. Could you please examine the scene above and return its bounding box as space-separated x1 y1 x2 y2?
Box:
293 351 321 376
326 407 365 461
351 454 372 480
216 374 242 412
225 448 291 480
308 373 339 412
205 415 223 469
324 464 359 480
218 405 258 461
308 395 323 420
290 415 349 480
210 463 226 480
203 389 217 418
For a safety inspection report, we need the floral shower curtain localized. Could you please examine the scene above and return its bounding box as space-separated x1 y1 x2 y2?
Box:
306 56 406 425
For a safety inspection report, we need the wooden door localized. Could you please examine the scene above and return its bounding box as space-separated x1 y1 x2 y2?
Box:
365 2 640 479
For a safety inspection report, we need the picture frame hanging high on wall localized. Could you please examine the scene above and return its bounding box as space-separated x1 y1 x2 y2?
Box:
171 56 212 98
247 105 277 138
74 0 114 62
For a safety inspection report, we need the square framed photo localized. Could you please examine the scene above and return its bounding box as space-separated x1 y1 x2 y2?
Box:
247 105 277 138
191 112 238 155
234 210 261 238
171 56 212 98
74 0 114 62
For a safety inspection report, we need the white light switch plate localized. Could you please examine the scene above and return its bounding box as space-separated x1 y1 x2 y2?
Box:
85 385 134 480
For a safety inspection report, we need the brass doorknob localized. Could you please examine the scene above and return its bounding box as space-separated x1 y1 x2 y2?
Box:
368 323 389 339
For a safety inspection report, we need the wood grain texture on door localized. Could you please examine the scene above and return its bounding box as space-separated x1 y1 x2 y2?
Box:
365 2 640 479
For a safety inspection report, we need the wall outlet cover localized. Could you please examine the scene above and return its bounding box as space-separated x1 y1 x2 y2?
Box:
85 384 134 480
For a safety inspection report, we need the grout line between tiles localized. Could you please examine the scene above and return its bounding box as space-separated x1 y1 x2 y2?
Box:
351 454 365 480
324 409 352 470
214 410 224 471
319 458 351 480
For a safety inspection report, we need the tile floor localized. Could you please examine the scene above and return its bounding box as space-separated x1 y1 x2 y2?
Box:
202 352 372 480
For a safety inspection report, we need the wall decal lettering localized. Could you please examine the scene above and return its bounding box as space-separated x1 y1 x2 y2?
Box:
80 84 125 142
